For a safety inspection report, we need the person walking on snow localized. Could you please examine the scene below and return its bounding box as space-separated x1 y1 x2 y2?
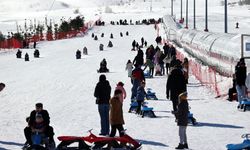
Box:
109 89 125 137
235 58 247 103
94 75 111 136
174 92 189 149
126 60 133 77
166 63 187 112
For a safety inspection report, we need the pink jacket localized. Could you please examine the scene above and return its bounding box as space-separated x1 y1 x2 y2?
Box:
115 86 126 103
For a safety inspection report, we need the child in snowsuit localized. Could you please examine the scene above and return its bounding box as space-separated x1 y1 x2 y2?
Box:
125 60 133 77
136 81 146 114
109 89 125 137
174 92 189 149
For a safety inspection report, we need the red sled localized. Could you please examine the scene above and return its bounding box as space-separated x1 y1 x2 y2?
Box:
57 129 142 150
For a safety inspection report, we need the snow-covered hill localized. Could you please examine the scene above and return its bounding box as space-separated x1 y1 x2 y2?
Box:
0 0 70 13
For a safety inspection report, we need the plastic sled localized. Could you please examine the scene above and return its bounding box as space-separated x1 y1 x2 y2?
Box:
226 134 250 150
128 101 138 113
141 105 156 118
144 71 152 78
23 132 55 150
57 129 141 150
238 98 250 112
146 88 158 100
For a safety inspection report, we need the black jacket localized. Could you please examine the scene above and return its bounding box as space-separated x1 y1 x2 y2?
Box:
28 110 50 126
94 80 111 104
235 65 246 86
166 68 187 100
175 101 189 126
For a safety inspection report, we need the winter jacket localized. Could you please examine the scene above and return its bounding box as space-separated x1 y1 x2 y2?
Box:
115 86 126 103
28 110 50 126
31 121 47 133
175 100 189 126
132 67 145 82
136 86 146 101
159 53 165 65
94 80 111 104
166 68 187 100
126 63 133 77
246 73 250 90
109 96 124 125
235 65 247 86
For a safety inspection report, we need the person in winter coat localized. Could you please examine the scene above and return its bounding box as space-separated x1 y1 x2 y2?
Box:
144 46 155 77
109 89 125 137
141 37 145 47
246 72 250 97
115 82 126 103
235 58 247 102
0 83 5 92
174 92 189 149
166 63 187 112
94 75 111 136
132 40 136 50
16 49 22 58
126 60 133 77
133 49 144 67
131 64 145 100
159 51 165 75
182 58 189 84
98 59 109 73
24 103 54 145
31 113 46 134
136 81 146 114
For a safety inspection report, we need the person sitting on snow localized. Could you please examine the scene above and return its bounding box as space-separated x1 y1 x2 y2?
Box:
34 49 40 58
98 59 109 73
16 49 22 58
107 41 113 48
25 53 29 61
76 49 81 59
24 103 55 146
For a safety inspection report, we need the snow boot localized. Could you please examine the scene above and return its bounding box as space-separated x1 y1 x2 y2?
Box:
175 143 185 149
183 143 188 149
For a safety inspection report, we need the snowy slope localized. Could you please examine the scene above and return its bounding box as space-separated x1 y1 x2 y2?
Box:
0 21 250 150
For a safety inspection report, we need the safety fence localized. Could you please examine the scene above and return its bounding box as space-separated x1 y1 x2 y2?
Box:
0 19 98 49
175 48 231 97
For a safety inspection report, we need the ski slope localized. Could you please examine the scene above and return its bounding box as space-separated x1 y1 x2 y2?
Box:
0 21 250 149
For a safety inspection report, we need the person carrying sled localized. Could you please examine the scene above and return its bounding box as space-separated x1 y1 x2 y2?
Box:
166 62 187 112
94 75 111 136
0 83 5 92
24 103 55 146
109 89 125 137
136 81 146 114
174 92 189 149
